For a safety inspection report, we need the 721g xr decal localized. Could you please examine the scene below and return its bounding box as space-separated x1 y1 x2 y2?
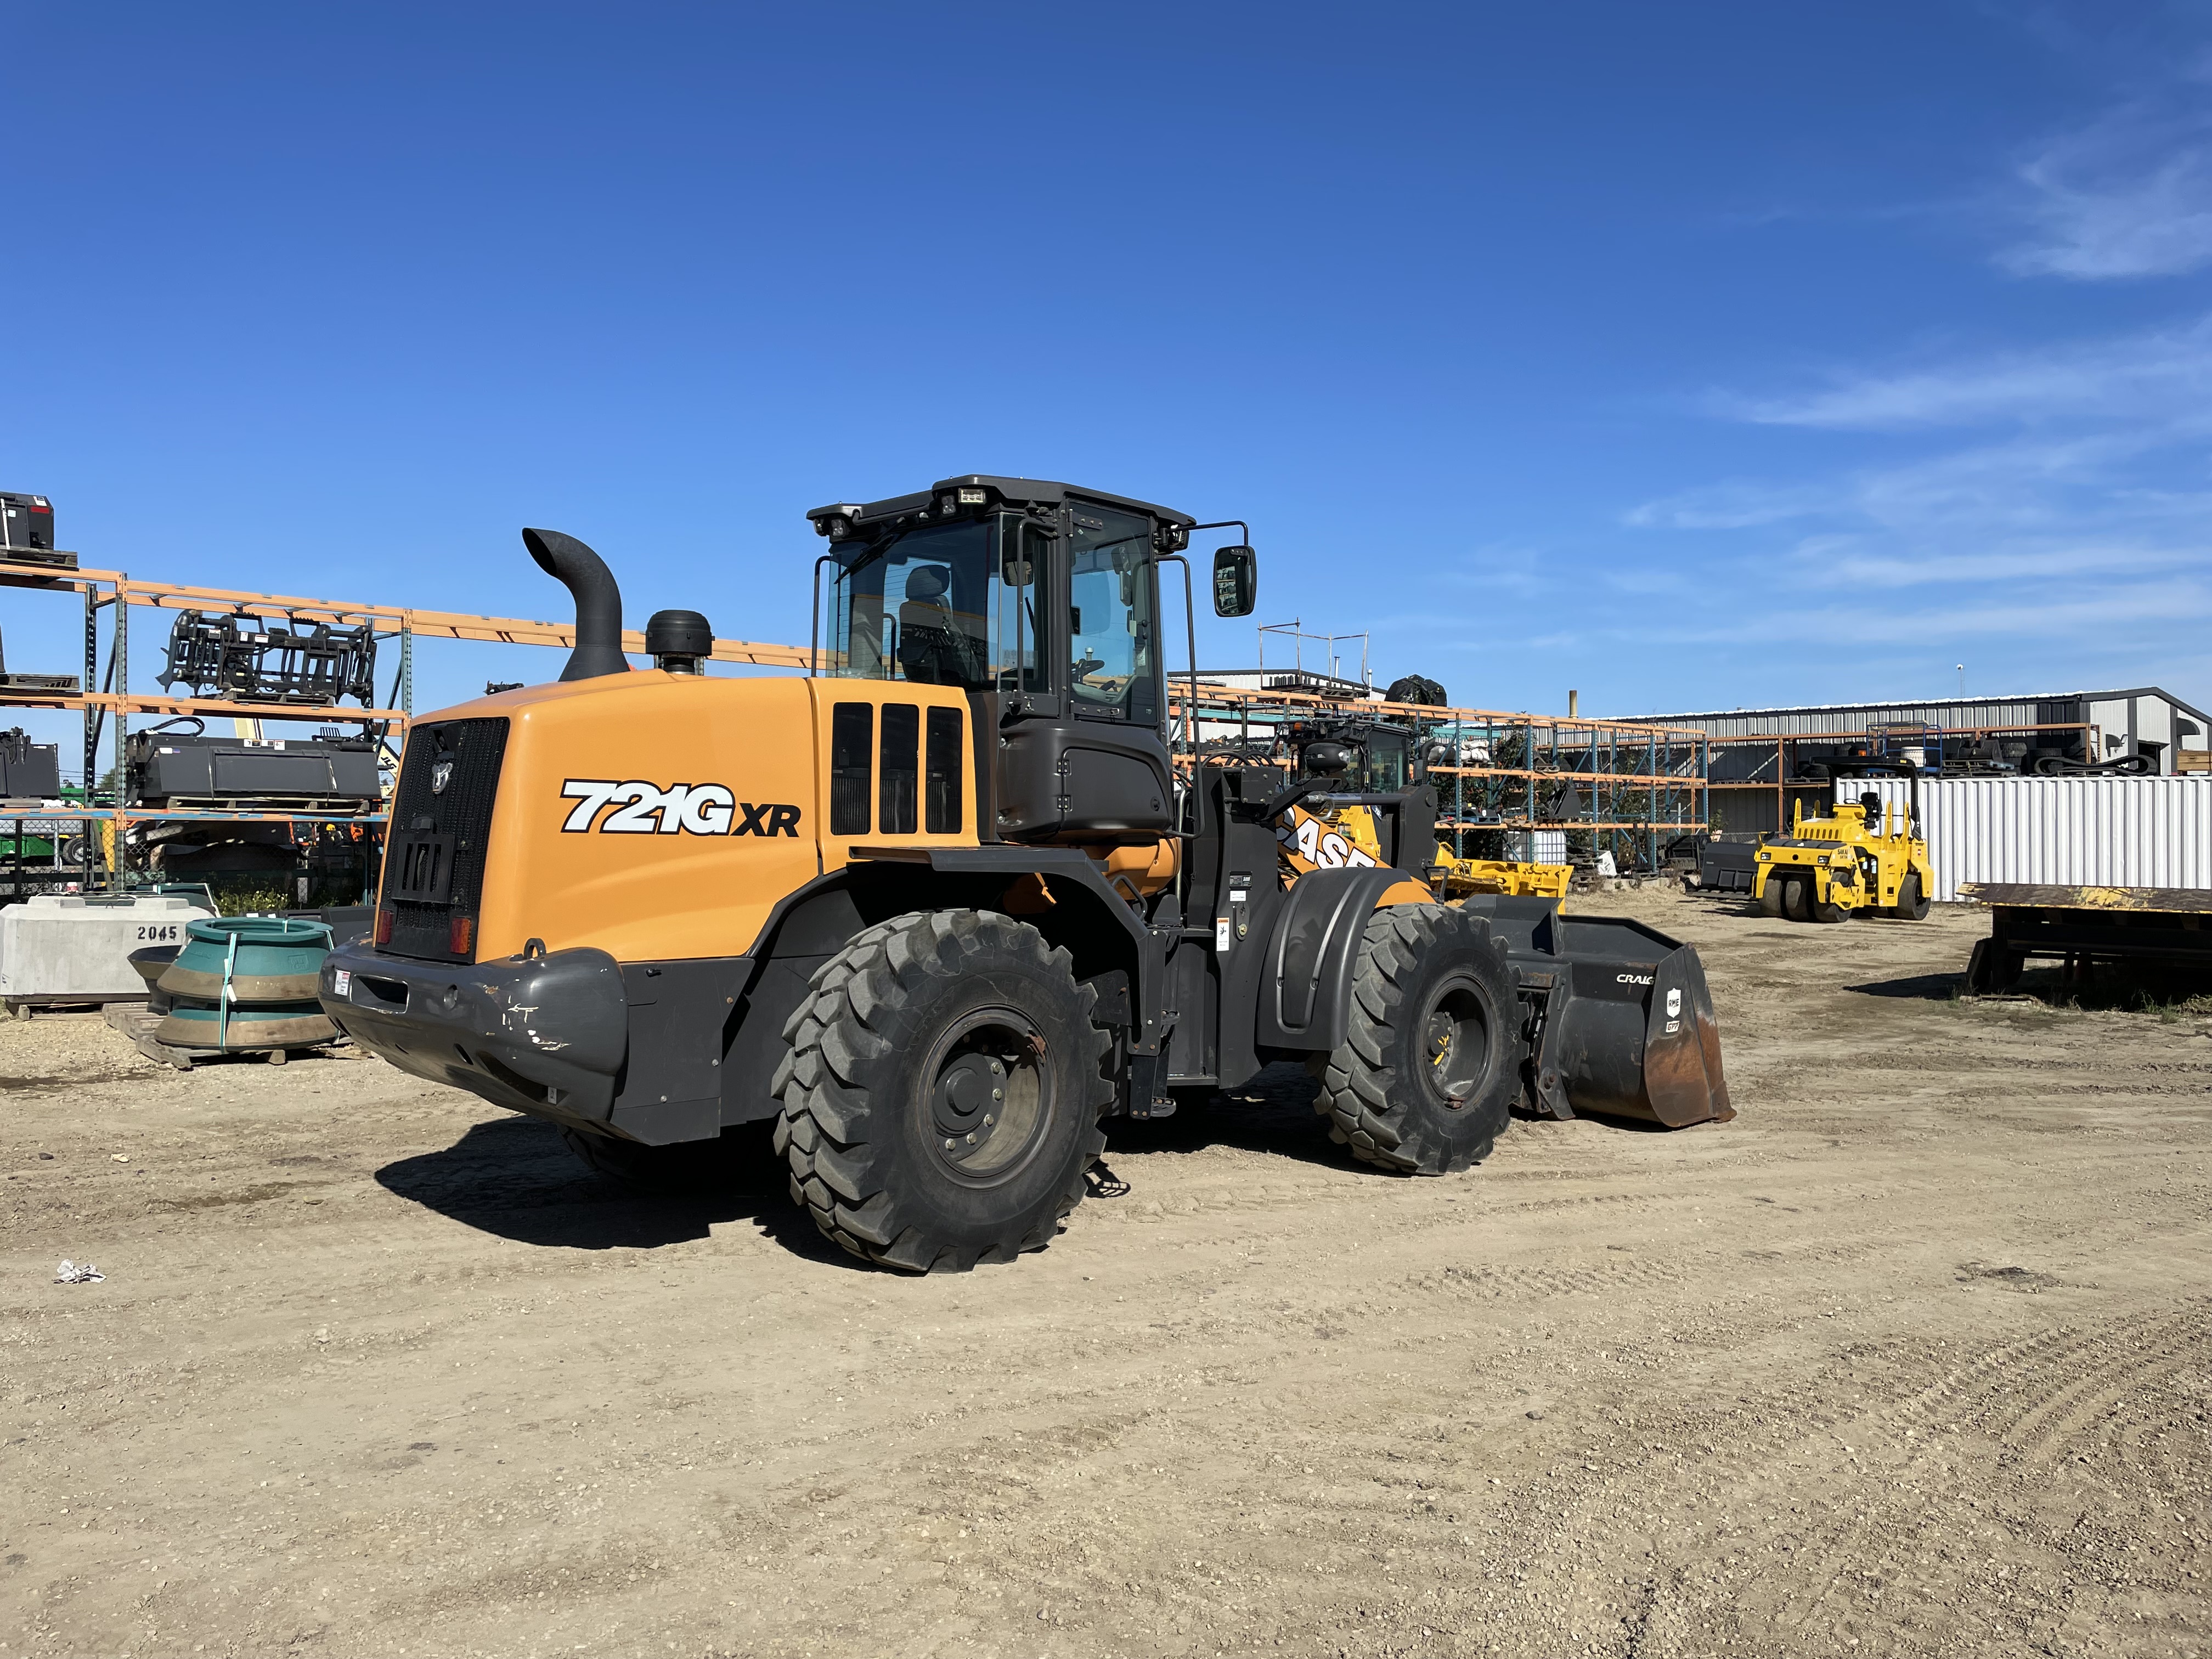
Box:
560 779 802 837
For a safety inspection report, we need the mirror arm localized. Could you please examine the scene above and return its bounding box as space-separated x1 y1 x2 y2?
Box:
1186 520 1251 545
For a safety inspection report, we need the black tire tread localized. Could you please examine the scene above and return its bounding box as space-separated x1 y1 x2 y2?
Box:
1783 874 1813 923
1894 871 1929 921
1309 902 1517 1176
773 909 1112 1272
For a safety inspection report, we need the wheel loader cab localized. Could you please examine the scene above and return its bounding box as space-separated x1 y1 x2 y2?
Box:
319 473 1731 1275
811 478 1181 842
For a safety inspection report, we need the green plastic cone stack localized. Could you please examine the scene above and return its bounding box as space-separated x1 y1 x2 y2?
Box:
155 917 338 1052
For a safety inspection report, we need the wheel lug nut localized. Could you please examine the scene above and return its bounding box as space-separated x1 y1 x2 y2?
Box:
965 1133 977 1146
992 1088 1003 1101
983 1114 994 1126
943 1138 956 1151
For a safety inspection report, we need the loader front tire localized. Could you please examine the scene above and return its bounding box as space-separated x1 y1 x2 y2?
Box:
1758 876 1784 918
772 910 1112 1273
1311 903 1520 1176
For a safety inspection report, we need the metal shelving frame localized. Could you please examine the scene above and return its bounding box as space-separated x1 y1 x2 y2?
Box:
1169 679 1709 870
1 553 811 899
6 548 1713 890
1705 721 2101 833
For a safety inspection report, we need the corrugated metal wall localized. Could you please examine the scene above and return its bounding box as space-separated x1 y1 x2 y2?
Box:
1661 697 2076 741
1835 776 2212 901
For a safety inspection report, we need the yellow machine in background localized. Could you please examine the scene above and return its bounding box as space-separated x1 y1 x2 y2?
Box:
1430 850 1571 902
1754 789 1933 923
1295 791 1572 905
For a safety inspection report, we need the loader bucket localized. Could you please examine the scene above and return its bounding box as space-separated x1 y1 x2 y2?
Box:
1453 898 1733 1128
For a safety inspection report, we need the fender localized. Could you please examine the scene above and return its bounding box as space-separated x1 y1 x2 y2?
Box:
838 845 1165 1052
1254 865 1411 1052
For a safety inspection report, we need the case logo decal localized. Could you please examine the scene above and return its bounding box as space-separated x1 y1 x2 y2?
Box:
1276 810 1378 870
560 779 802 838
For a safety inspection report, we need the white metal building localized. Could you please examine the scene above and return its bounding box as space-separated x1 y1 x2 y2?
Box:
1651 687 2210 773
1839 775 2212 903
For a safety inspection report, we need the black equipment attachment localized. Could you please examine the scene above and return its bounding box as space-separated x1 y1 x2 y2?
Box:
0 727 61 799
0 492 55 553
0 621 82 693
1458 895 1732 1128
157 610 378 706
126 730 382 809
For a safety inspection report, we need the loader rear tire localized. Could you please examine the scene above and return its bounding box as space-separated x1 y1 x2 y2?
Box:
1893 872 1929 920
1812 891 1850 923
1311 903 1520 1176
772 910 1112 1273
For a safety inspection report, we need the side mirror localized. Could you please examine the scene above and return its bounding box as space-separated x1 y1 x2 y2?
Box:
1212 545 1257 617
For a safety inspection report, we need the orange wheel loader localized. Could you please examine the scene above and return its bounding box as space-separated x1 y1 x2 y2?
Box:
321 476 1730 1272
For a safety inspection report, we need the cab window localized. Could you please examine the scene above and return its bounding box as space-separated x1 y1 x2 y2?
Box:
1067 505 1156 725
827 517 1038 693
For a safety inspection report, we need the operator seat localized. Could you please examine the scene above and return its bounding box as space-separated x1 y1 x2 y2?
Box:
896 565 983 686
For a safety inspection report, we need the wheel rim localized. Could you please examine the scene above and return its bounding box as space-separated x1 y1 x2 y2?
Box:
921 1006 1051 1184
1418 977 1492 1110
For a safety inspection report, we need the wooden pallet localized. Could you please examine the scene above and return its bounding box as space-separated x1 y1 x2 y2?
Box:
7 994 145 1019
101 1001 333 1070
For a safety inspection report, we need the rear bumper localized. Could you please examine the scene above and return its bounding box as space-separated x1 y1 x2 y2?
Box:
319 941 630 1128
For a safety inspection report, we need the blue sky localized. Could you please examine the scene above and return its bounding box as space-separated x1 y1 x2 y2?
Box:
3 2 2209 761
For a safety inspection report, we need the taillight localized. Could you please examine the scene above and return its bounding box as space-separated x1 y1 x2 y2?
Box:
449 915 475 955
374 907 394 945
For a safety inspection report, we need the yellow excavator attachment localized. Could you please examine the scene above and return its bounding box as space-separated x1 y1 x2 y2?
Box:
1430 849 1572 902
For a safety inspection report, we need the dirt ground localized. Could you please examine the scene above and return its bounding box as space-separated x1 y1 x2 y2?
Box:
3 887 2209 1659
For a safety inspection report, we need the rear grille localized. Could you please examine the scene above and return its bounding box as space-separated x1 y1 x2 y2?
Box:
380 716 509 962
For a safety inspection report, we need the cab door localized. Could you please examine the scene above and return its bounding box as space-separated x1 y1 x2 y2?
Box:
994 501 1174 839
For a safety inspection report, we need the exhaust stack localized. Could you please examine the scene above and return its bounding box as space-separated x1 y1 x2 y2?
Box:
523 527 631 682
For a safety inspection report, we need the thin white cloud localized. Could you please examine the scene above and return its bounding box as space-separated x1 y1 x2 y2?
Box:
1426 544 1555 598
1820 542 2208 589
1623 481 1838 529
1627 427 2205 543
2000 111 2212 280
1609 293 2212 702
1723 314 2212 430
1615 578 2212 651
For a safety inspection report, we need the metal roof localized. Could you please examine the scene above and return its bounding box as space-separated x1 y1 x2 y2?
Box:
809 475 1195 532
1649 685 2210 730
